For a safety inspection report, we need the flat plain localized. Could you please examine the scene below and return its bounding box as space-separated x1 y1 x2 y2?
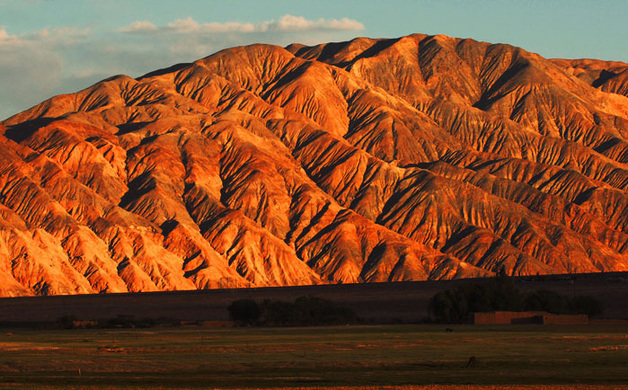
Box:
0 324 627 389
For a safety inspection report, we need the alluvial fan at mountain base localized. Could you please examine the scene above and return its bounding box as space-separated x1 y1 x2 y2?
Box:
2 33 628 296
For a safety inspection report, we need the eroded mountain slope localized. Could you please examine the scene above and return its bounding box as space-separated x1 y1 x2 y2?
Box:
1 34 628 296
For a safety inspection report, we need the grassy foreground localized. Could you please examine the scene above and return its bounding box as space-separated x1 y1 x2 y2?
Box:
0 324 627 389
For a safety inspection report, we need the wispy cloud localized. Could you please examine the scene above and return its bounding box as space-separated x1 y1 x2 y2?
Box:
0 28 20 45
262 15 365 32
117 21 158 34
27 27 90 41
166 18 256 33
118 15 365 35
0 26 90 47
0 26 69 119
1 15 366 119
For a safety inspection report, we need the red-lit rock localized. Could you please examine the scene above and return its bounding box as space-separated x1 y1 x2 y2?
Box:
1 34 628 296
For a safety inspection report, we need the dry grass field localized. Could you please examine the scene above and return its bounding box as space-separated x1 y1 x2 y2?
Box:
0 324 627 389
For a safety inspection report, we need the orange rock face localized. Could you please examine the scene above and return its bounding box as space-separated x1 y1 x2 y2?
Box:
2 35 628 296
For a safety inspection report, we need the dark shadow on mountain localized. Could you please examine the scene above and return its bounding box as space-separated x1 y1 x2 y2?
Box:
592 70 618 88
116 121 151 136
260 63 311 97
118 171 156 209
160 219 180 236
290 38 400 69
4 118 57 143
473 61 530 110
139 63 192 80
350 38 400 64
313 41 353 63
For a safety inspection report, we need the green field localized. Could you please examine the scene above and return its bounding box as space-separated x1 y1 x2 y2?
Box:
0 324 627 389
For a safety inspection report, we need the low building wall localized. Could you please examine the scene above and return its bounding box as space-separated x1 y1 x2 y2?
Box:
473 311 546 325
473 311 588 325
542 313 588 324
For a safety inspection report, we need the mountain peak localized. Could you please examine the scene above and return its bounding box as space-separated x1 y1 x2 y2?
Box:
1 33 628 296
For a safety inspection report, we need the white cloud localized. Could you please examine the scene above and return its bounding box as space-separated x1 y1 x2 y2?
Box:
0 27 21 46
167 17 200 34
201 21 256 33
0 16 366 119
0 26 90 47
261 15 366 32
0 31 64 119
117 21 158 34
0 26 91 119
118 15 365 35
325 18 366 31
31 27 90 39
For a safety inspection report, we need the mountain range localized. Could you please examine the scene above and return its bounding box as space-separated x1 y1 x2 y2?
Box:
2 33 628 296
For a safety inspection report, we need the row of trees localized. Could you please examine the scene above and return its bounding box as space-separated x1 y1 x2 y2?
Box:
228 296 357 326
429 277 604 323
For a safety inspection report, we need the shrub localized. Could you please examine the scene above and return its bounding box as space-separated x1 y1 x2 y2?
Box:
230 296 357 327
429 276 522 323
568 295 604 318
429 288 469 324
292 296 357 326
228 299 261 325
261 299 294 326
523 289 568 314
58 315 78 329
429 277 605 323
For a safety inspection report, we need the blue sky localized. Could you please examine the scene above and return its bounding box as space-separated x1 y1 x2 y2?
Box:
1 0 627 119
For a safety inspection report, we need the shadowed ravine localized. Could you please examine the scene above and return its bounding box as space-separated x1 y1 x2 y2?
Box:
1 33 628 296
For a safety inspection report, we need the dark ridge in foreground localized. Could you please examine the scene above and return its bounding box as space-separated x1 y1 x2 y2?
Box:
0 272 626 324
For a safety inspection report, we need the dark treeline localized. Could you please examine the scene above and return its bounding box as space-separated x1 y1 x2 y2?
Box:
429 277 604 323
228 296 357 326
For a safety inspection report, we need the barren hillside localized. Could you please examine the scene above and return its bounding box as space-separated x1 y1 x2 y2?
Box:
2 34 628 296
